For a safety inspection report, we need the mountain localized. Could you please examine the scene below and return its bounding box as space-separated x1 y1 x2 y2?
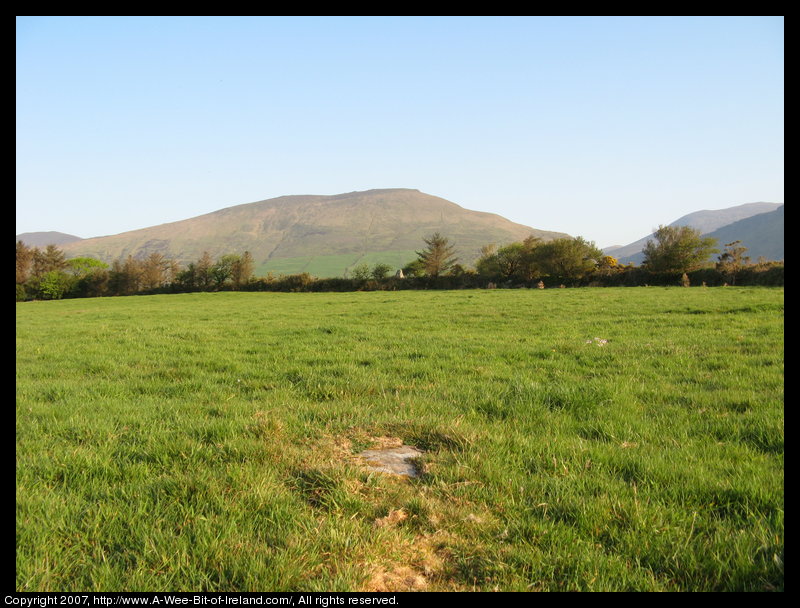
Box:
662 202 782 235
16 231 83 248
57 188 570 277
705 205 784 262
609 202 783 265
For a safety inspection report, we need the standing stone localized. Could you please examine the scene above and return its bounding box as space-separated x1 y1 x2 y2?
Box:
358 445 424 477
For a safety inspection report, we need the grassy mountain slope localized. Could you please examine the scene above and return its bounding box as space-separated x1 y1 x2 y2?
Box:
60 189 569 277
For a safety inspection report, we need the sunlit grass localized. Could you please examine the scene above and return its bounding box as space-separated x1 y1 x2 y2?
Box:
16 287 783 591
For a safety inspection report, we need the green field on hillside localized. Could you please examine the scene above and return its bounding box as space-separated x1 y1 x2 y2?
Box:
256 250 417 278
16 287 784 591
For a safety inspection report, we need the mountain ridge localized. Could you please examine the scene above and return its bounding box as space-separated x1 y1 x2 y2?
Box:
16 231 84 248
704 205 784 262
607 202 783 264
51 189 571 277
19 193 784 276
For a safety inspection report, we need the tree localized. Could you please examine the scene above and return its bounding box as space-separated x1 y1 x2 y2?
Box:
16 241 34 285
195 251 215 291
140 252 175 291
349 263 371 281
533 237 603 282
517 236 543 281
66 257 109 277
642 225 718 273
480 236 542 282
415 233 458 277
210 254 239 290
109 256 144 295
66 257 110 298
231 251 255 289
32 244 67 278
401 258 426 278
371 263 393 280
175 263 199 291
716 240 750 285
475 248 499 278
36 270 71 300
476 242 523 280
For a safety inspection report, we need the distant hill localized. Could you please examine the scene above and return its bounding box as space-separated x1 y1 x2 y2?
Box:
705 205 784 262
609 202 783 265
16 231 83 248
58 189 570 277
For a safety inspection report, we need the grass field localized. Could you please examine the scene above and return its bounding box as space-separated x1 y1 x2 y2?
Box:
255 250 417 278
16 287 784 591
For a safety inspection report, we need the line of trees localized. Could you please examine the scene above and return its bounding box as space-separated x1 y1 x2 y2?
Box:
16 244 256 301
16 226 783 301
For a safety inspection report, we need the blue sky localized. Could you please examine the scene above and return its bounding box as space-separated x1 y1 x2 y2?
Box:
16 16 783 248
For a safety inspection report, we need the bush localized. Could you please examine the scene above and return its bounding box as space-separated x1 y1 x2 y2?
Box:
371 263 393 280
36 271 73 300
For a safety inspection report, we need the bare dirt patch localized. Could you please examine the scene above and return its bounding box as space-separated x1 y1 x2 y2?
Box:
374 508 409 528
360 531 453 592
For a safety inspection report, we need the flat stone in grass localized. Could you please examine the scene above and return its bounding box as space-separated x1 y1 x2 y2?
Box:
358 445 424 478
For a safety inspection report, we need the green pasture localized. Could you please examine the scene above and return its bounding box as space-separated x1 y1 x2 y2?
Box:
16 287 784 591
256 250 417 278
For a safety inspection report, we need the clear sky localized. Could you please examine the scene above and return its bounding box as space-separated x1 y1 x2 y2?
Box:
16 16 783 248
